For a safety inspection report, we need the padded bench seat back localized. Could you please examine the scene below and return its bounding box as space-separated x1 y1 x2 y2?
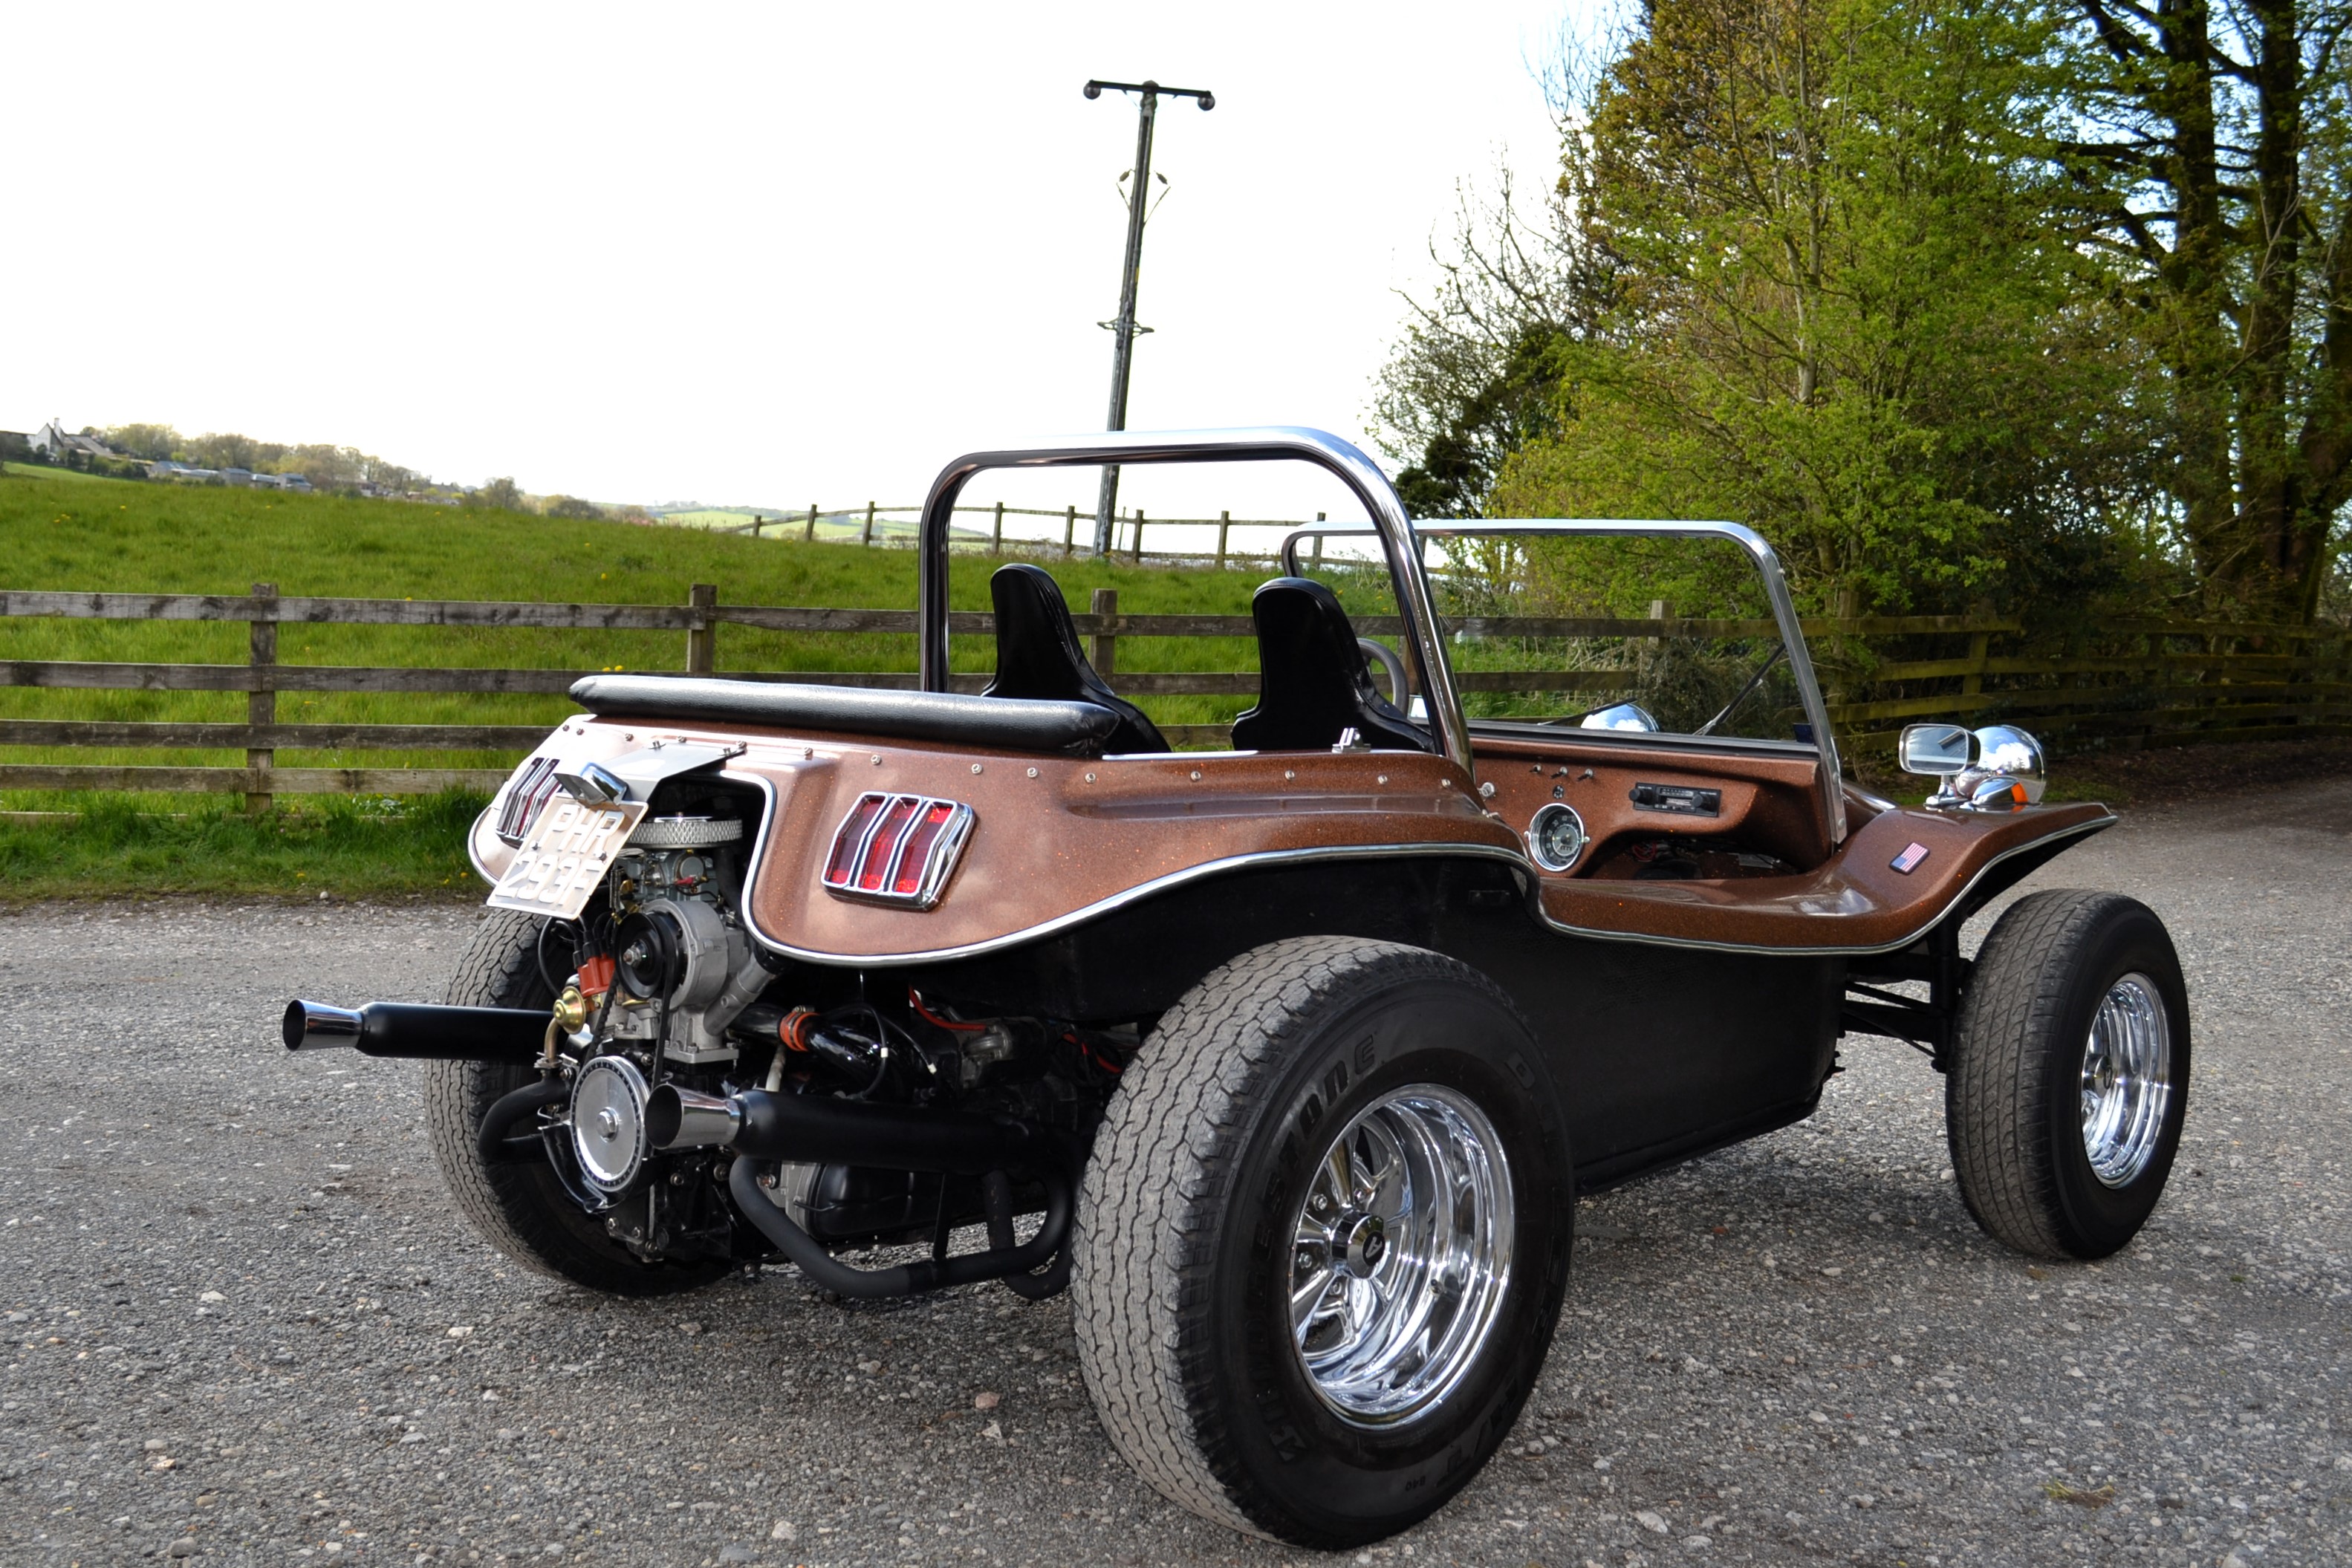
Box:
568 675 1123 757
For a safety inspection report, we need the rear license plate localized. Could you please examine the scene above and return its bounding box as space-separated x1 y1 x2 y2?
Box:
486 794 646 920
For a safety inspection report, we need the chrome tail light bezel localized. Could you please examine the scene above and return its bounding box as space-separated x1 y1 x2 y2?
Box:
820 793 975 910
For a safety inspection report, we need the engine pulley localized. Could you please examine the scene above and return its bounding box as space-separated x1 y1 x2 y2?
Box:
571 1055 652 1193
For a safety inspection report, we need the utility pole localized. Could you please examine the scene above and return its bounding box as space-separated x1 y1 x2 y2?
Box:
1083 77 1213 556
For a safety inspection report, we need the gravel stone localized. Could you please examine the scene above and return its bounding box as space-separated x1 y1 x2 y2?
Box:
0 777 2347 1563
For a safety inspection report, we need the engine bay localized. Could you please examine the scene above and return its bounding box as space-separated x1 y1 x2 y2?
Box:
515 775 1126 1283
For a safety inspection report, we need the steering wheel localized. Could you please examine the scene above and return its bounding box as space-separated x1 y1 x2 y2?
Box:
1358 638 1410 709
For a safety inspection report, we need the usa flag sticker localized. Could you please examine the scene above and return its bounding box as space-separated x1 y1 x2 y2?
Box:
1891 842 1931 874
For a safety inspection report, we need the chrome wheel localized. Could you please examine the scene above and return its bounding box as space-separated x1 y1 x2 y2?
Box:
1287 1084 1514 1426
2080 972 2172 1188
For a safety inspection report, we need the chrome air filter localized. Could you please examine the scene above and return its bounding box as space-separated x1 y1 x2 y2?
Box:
631 815 746 849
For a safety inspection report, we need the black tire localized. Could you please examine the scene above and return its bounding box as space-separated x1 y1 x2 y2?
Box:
422 910 727 1297
1072 937 1573 1547
1947 890 2191 1260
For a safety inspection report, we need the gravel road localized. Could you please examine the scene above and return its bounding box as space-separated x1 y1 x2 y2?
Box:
3 775 2347 1567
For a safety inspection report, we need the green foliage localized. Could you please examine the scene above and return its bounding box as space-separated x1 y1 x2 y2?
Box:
1503 0 2156 614
0 790 488 903
102 423 180 461
1385 0 2197 623
2043 0 2352 622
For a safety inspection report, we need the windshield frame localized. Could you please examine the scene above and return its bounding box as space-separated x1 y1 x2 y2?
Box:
1281 519 1846 845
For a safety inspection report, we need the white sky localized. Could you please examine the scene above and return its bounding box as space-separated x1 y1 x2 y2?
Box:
6 2 1574 543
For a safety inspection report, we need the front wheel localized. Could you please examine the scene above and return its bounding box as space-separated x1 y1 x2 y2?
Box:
1071 937 1573 1547
1947 890 2191 1260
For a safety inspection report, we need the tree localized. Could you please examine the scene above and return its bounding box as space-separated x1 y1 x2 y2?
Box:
2053 0 2352 621
475 477 524 510
542 495 603 521
1384 0 2172 617
103 423 181 461
1377 169 1592 518
186 432 263 471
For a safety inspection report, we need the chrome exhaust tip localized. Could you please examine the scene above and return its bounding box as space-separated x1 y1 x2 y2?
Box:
645 1084 744 1151
284 1000 366 1051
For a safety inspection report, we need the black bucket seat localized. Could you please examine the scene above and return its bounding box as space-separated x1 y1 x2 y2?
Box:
1229 577 1431 753
981 564 1169 755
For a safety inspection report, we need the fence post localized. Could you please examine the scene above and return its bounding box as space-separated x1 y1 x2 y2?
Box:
1063 505 1076 557
1313 513 1326 568
751 513 763 539
245 582 278 814
1961 600 1992 699
1090 588 1119 677
687 583 717 674
862 502 876 547
1217 510 1230 570
804 504 818 542
1131 510 1145 563
993 501 1004 555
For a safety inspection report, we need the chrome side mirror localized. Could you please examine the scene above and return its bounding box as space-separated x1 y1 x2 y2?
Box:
1898 723 1973 777
1580 702 1661 733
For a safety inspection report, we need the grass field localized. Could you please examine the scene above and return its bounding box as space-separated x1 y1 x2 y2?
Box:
0 464 1301 897
0 463 1287 780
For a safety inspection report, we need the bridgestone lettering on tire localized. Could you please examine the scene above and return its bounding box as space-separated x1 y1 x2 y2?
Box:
422 910 726 1297
1072 937 1573 1547
1947 891 2191 1261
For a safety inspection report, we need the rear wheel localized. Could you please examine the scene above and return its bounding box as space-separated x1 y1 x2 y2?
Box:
422 911 727 1296
1947 891 2190 1260
1072 937 1573 1546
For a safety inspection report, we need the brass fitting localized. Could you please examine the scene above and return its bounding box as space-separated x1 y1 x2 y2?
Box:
552 984 590 1033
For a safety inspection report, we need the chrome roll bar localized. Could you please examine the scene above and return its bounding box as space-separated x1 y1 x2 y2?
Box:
916 426 1476 780
1279 521 1846 844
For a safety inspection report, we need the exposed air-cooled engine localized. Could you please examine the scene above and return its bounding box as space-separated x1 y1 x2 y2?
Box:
279 768 1123 1295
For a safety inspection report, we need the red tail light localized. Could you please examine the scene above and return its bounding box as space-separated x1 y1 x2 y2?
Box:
821 793 975 909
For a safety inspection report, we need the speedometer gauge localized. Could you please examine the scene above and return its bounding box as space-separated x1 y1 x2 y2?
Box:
1527 802 1588 872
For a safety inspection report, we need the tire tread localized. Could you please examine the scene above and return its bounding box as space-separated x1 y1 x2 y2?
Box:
1072 936 1526 1540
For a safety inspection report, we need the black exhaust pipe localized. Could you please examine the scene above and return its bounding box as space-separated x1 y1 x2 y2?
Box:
282 1000 550 1064
645 1084 1053 1177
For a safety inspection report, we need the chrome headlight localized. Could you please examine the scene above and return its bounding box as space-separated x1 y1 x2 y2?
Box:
1954 724 2046 810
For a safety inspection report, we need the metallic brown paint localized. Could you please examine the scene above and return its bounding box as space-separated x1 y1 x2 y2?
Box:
485 710 2111 963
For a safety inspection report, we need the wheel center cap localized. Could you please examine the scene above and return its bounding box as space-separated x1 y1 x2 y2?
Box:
1339 1213 1387 1275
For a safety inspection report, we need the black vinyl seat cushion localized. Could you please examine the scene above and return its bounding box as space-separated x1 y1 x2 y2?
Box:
1230 577 1432 753
568 675 1123 757
981 564 1169 754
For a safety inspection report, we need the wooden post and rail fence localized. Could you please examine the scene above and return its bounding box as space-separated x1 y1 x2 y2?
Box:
1 588 2345 808
700 503 1331 570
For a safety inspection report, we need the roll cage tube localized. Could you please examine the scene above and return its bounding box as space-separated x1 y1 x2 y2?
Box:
1281 520 1847 845
915 427 1478 782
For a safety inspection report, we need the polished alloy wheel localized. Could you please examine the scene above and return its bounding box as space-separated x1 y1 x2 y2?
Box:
2080 972 2173 1188
1287 1084 1514 1425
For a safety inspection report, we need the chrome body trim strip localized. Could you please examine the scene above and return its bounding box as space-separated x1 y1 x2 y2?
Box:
913 427 1475 787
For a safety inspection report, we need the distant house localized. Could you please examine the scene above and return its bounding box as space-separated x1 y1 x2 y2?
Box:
29 420 119 464
251 472 314 493
151 461 221 483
